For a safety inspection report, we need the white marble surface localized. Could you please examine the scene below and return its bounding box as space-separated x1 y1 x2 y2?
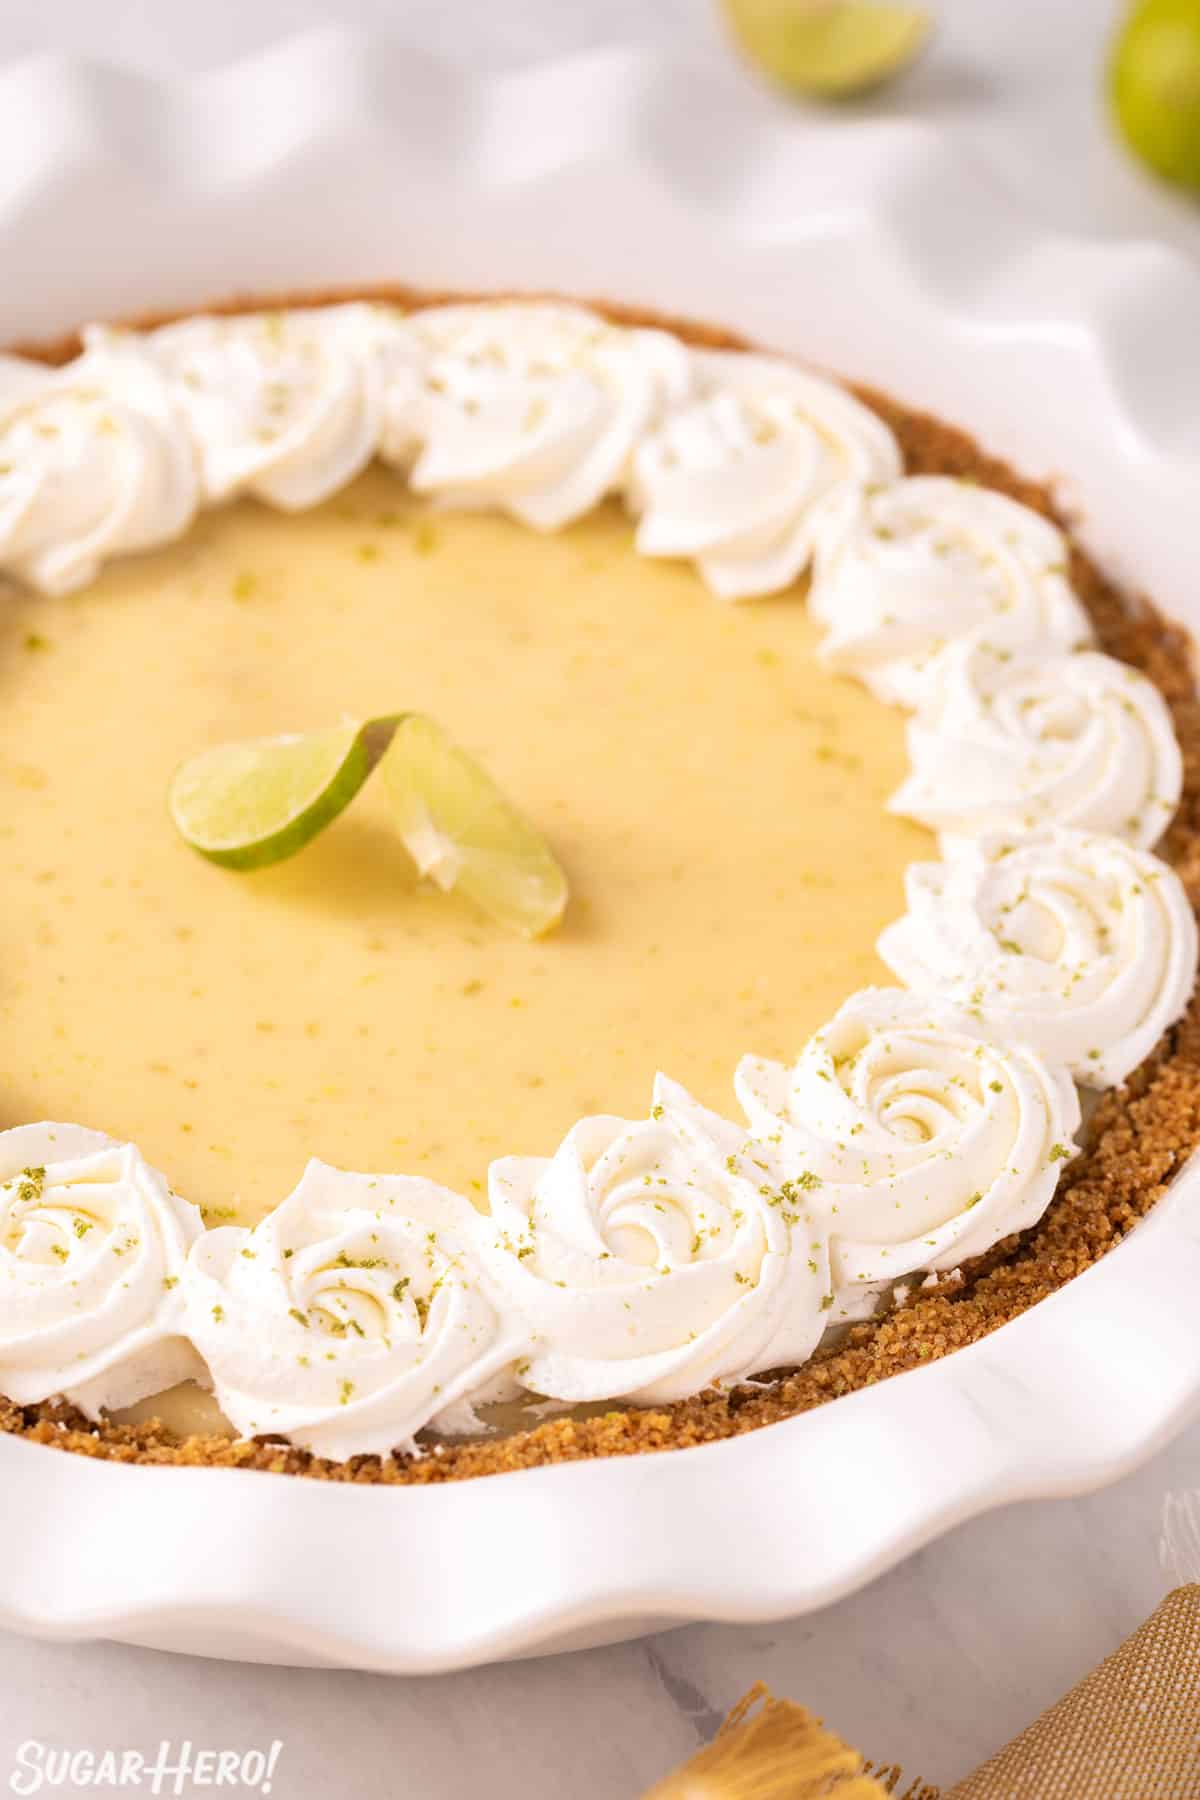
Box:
2 3 1200 1794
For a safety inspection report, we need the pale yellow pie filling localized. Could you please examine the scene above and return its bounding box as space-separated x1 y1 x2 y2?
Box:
0 466 927 1244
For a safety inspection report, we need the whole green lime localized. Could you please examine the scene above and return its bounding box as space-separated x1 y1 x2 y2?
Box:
1110 0 1200 194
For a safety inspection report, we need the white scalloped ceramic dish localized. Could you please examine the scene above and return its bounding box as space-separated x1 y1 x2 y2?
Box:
2 30 1200 1672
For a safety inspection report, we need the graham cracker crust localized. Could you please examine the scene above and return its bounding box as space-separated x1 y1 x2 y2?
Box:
3 286 1198 1484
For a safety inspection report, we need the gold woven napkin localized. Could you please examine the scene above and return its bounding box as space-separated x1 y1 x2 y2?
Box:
645 1586 1200 1800
642 1682 934 1798
946 1585 1200 1799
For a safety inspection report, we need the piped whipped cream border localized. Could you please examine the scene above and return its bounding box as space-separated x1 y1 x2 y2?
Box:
0 298 1193 1461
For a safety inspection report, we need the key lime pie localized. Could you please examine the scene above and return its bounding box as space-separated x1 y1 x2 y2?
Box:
0 289 1196 1480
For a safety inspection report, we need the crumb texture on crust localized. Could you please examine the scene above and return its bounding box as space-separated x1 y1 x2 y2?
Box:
3 285 1198 1484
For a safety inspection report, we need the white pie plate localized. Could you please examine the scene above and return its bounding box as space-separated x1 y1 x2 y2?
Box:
2 30 1200 1674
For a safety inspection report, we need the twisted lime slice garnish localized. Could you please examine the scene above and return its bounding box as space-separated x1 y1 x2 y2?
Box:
169 716 400 871
379 714 568 940
169 712 568 936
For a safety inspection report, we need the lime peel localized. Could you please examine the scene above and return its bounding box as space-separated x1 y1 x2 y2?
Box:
723 0 932 98
168 715 402 871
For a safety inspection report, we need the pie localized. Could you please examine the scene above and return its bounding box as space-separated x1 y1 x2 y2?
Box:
0 287 1196 1483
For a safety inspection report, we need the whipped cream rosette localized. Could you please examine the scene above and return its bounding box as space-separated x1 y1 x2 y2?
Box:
0 335 198 595
628 348 902 600
480 1076 833 1405
877 828 1198 1088
143 304 399 510
735 989 1081 1311
809 476 1094 708
0 1124 205 1415
185 1160 522 1459
889 641 1183 850
395 302 693 530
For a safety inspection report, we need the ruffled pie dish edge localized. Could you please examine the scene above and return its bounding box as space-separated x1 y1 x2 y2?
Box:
1 284 1198 1484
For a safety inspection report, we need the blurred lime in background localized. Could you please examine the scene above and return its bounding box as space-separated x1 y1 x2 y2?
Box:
1110 0 1200 193
721 0 932 98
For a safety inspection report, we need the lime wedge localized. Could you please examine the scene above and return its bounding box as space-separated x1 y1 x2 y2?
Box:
380 714 568 938
723 0 932 97
169 716 400 870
